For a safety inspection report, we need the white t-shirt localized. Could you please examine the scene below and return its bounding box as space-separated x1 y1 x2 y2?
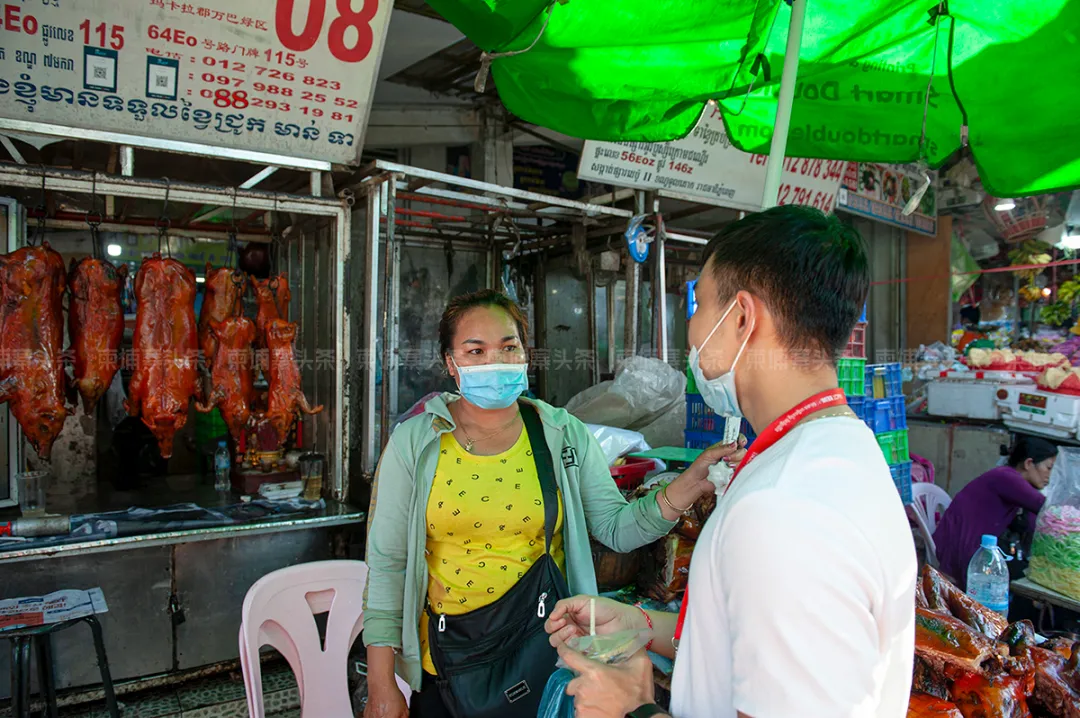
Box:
669 417 917 718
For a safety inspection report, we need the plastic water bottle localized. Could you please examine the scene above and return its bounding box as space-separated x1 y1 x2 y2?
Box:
967 534 1010 617
213 441 231 492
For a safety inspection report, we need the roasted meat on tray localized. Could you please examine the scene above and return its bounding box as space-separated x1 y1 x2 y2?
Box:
195 316 255 442
911 564 1080 718
69 257 128 414
198 264 246 363
125 253 198 458
0 242 69 458
261 318 321 448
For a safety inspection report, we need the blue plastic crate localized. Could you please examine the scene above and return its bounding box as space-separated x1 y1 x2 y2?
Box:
686 393 722 433
891 461 913 504
865 363 903 399
847 395 865 422
687 279 698 320
685 430 724 450
865 396 907 433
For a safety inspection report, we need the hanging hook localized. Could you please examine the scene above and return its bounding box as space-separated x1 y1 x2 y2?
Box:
86 170 103 259
227 186 239 268
29 164 48 246
156 177 172 257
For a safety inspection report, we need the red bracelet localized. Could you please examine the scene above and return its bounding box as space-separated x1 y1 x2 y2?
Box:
634 602 654 652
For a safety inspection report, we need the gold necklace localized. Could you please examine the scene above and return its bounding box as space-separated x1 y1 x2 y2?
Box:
458 411 521 453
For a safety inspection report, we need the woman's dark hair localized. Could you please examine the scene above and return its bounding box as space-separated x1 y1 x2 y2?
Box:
701 205 869 363
1008 435 1057 468
438 289 529 358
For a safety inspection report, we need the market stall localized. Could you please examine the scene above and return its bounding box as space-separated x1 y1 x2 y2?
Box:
0 165 359 701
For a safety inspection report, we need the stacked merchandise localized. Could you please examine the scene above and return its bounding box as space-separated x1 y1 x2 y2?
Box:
839 306 912 503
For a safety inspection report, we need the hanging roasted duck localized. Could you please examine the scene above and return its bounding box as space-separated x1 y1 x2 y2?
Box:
125 253 198 458
0 242 68 458
195 316 255 442
69 257 128 414
261 318 321 448
198 263 246 363
253 273 291 350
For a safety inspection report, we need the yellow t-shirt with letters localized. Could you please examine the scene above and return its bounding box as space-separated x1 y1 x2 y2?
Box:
419 428 565 674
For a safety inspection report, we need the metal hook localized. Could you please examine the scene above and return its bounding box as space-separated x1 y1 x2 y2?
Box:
29 164 48 246
156 177 172 257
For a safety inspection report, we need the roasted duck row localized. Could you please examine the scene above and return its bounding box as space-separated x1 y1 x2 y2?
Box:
910 566 1080 718
196 269 321 450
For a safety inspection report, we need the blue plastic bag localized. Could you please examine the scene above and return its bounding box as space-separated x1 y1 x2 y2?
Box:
537 668 575 718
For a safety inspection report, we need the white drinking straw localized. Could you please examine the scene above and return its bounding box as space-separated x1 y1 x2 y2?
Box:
589 597 596 637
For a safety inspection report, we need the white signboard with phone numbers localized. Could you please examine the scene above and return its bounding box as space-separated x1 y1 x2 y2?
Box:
0 0 391 165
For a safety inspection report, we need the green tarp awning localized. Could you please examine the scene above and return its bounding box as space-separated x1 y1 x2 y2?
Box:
425 0 1080 197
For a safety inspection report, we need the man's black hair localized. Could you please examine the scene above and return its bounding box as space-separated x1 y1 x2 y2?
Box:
701 205 869 363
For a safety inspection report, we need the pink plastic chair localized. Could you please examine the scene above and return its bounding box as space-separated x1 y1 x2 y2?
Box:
238 560 410 717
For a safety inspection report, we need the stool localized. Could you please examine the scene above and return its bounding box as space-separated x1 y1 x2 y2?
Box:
4 615 119 718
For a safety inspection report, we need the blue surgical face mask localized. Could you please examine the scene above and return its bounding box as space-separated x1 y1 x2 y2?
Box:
689 298 753 418
452 357 529 410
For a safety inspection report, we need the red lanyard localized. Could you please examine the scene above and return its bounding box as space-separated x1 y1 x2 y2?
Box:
672 389 848 644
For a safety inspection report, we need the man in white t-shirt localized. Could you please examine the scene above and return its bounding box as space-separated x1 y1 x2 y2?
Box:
546 205 917 718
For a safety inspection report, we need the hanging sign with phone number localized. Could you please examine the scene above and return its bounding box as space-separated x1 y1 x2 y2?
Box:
0 0 391 165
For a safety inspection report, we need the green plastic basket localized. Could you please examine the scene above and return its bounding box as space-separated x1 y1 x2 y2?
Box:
838 357 867 397
876 430 910 465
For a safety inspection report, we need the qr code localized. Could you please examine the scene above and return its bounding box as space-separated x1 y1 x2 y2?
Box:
155 74 170 88
93 66 107 79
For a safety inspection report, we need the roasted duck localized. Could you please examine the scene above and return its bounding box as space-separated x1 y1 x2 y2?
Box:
125 253 198 458
0 242 68 458
198 264 246 363
922 566 1010 639
908 692 964 717
253 274 290 350
195 317 255 442
951 672 1033 718
1029 646 1080 718
916 608 1010 677
69 258 128 414
261 318 321 448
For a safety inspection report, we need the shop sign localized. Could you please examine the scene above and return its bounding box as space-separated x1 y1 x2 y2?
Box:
0 0 392 165
576 103 845 213
837 162 938 237
513 145 583 199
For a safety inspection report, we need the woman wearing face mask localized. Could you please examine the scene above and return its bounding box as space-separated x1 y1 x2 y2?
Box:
362 290 738 718
934 435 1057 589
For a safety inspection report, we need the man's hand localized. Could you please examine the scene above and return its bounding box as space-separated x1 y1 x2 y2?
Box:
660 437 747 518
559 645 661 718
545 595 647 649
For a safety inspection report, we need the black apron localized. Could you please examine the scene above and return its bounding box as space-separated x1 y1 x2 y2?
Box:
425 402 570 718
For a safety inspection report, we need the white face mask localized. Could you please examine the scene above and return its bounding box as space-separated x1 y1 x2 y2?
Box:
688 299 754 417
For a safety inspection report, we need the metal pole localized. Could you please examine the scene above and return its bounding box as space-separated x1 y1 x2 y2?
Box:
657 217 669 364
310 171 322 197
607 284 616 375
624 191 645 358
760 0 808 210
333 206 349 500
362 184 382 474
379 179 397 450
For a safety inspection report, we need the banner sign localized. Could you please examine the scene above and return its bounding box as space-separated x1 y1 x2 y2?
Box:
576 104 845 213
837 162 938 236
0 0 392 165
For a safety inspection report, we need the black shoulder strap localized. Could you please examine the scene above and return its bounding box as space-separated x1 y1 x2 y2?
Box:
519 402 557 554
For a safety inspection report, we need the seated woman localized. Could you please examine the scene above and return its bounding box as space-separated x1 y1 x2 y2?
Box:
362 289 738 718
934 435 1056 587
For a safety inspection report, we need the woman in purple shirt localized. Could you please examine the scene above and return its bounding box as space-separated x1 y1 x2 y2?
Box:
934 436 1057 588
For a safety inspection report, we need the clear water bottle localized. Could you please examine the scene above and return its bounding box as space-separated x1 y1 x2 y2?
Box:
967 534 1010 617
213 440 231 492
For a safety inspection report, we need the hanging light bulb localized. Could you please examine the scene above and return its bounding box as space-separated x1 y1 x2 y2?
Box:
995 199 1016 211
106 243 122 257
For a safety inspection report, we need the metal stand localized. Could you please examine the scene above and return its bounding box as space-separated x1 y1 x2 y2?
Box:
761 0 808 209
5 615 119 718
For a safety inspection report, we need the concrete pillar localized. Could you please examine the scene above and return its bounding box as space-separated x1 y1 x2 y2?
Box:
471 108 514 188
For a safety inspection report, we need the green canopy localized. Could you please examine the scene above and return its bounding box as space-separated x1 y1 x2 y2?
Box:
425 0 1080 197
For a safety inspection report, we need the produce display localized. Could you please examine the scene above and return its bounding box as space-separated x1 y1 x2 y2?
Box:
263 318 322 449
1028 505 1080 601
124 253 199 459
69 257 128 414
967 348 1069 372
911 565 1080 717
198 264 246 363
195 316 256 443
0 243 69 459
